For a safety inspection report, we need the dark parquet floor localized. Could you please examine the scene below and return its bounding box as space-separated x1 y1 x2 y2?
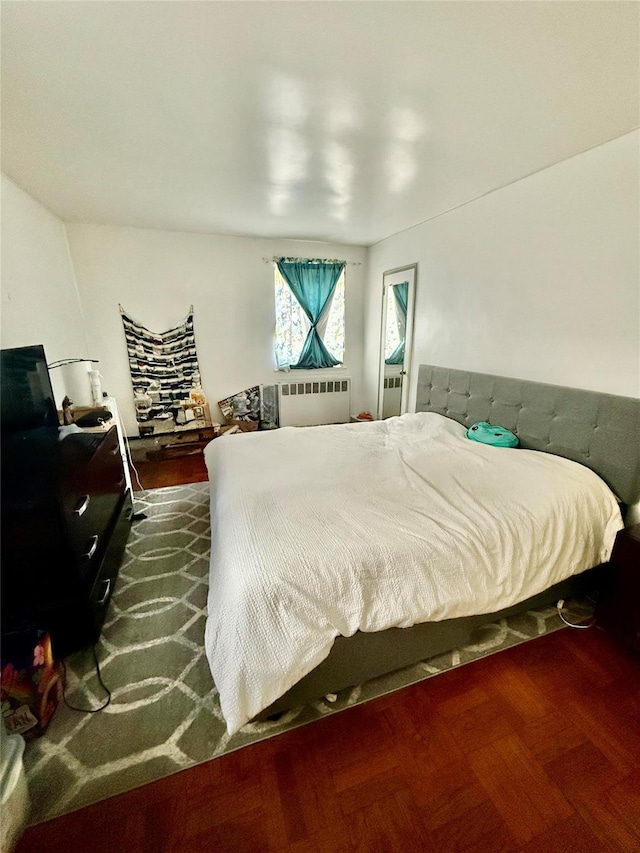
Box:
129 448 209 491
15 454 640 853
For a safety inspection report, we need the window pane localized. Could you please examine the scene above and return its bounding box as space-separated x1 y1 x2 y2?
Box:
274 267 345 368
324 271 345 363
274 268 309 368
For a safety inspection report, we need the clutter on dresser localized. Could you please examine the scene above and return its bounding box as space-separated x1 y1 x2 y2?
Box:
72 408 113 429
48 358 103 407
61 395 75 425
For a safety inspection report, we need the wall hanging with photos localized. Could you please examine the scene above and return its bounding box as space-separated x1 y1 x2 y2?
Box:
119 305 209 436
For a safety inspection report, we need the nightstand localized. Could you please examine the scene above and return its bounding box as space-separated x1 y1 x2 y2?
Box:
597 524 640 654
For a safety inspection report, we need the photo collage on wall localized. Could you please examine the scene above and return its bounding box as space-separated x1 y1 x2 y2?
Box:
120 306 209 436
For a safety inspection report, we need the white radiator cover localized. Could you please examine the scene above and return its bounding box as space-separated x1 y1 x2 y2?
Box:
278 378 351 427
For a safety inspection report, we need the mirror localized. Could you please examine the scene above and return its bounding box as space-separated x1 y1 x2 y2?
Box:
377 264 417 419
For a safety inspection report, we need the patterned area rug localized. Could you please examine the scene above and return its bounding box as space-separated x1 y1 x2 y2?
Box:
23 483 577 825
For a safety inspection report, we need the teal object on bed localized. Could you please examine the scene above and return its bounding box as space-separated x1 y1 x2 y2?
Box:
466 422 519 447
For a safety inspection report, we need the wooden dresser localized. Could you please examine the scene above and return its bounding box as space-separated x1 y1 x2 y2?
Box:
1 425 132 658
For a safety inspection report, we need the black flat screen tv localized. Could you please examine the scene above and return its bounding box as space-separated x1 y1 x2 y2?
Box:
1 344 59 434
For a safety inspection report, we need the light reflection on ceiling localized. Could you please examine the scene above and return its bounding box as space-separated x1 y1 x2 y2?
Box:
385 106 427 194
323 141 354 223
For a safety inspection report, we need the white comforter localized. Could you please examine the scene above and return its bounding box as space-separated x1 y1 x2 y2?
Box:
204 412 622 734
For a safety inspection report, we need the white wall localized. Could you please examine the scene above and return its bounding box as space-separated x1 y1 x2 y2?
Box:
65 225 367 435
365 131 640 411
1 174 88 405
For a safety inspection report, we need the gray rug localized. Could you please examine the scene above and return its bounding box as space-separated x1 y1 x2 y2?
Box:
23 483 576 825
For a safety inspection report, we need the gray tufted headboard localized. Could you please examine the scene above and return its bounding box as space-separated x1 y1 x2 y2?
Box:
416 365 640 514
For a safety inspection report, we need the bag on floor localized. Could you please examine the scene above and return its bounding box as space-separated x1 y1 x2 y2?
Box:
1 628 63 740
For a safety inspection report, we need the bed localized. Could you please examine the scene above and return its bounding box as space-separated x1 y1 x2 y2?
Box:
204 365 640 735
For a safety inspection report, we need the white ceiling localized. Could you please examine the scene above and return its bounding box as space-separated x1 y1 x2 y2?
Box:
2 1 638 247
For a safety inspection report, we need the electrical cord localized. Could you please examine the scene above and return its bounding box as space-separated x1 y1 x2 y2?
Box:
123 429 146 494
122 426 148 520
556 598 596 629
61 645 111 713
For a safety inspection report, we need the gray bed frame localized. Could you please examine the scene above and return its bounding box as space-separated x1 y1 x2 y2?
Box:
261 365 640 717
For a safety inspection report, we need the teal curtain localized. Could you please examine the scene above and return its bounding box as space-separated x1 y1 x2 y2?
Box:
277 259 345 369
385 281 409 365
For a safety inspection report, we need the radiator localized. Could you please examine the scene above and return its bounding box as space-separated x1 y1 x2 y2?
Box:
278 378 351 427
382 369 403 419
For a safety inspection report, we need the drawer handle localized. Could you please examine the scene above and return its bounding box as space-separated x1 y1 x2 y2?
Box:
110 444 120 455
74 495 90 517
96 578 111 606
84 535 99 560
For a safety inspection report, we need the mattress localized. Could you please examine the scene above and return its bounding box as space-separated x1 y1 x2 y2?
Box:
204 412 622 734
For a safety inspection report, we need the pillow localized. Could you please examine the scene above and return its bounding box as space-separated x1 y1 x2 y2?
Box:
466 422 519 448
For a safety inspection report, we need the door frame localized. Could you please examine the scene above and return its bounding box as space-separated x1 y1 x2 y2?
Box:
377 263 417 420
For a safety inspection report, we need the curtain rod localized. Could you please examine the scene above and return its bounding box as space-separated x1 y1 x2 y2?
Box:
262 257 361 266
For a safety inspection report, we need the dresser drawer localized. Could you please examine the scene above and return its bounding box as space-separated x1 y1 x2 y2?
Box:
88 492 133 636
62 428 126 576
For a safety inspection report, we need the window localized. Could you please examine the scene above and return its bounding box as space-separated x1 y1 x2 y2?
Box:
274 266 345 369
